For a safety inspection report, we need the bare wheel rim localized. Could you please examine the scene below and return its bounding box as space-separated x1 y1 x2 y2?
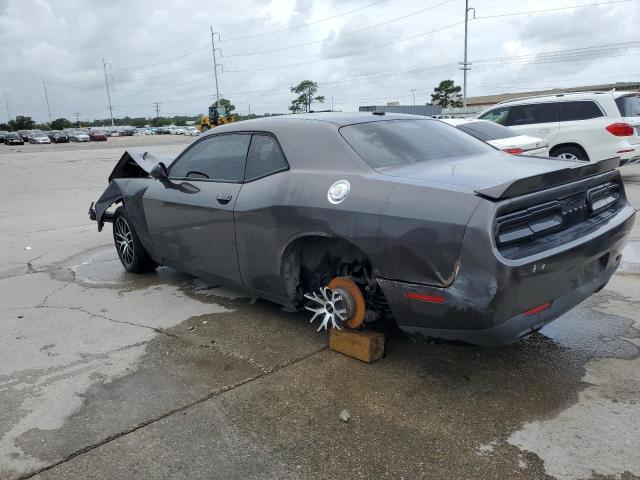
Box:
557 152 579 160
115 216 135 266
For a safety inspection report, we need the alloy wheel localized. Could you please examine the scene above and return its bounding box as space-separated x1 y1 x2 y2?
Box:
556 152 579 160
114 216 135 266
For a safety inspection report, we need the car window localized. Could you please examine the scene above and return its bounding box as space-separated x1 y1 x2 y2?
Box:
615 95 640 117
455 121 519 141
557 101 603 121
339 119 493 169
479 106 510 125
169 133 250 182
245 134 288 182
506 103 556 126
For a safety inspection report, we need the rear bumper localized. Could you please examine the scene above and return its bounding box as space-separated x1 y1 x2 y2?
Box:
378 202 635 347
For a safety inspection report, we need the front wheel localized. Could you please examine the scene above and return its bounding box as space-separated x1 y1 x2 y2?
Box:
112 207 157 273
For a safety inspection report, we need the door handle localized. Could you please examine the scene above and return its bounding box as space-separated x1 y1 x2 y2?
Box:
216 193 232 204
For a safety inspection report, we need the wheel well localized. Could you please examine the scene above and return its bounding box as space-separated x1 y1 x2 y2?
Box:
549 142 589 160
281 236 374 307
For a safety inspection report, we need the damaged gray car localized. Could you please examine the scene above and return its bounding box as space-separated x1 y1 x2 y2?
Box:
89 113 635 346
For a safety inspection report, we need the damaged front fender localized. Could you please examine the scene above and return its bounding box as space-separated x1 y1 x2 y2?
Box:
89 150 174 231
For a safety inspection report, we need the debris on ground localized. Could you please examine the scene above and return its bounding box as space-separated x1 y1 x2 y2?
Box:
339 409 351 422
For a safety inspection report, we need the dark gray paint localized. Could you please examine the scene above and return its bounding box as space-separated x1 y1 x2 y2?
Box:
90 113 636 346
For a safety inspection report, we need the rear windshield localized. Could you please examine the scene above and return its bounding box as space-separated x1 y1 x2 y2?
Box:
455 121 519 141
339 119 493 169
615 95 640 116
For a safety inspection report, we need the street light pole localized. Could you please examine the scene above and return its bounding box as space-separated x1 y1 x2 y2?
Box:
42 79 52 123
102 59 115 127
411 89 416 106
4 93 11 122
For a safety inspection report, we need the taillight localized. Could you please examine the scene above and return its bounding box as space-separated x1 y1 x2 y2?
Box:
502 147 524 155
606 123 634 136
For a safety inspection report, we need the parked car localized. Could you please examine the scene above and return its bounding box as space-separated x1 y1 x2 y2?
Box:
28 131 51 144
184 127 199 136
49 131 70 143
0 131 7 142
441 119 549 156
18 130 31 142
477 91 640 164
4 132 24 145
69 130 90 142
89 113 635 346
89 129 108 141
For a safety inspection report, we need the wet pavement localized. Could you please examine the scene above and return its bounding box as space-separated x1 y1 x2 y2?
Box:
0 139 639 480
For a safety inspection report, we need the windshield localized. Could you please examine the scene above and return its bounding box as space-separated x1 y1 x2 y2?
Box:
455 120 519 141
339 119 493 169
615 95 640 116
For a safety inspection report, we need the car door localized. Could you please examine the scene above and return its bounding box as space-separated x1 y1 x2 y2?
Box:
503 102 559 145
142 132 251 283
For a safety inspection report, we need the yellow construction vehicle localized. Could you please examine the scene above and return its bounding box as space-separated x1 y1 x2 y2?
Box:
197 102 235 132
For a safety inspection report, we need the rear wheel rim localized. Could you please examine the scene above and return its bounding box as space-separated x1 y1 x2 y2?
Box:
557 152 579 160
115 217 134 266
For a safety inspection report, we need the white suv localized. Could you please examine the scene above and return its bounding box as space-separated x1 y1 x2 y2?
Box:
477 91 640 164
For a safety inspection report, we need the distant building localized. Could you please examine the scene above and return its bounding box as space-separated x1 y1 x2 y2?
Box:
359 104 442 116
466 81 640 107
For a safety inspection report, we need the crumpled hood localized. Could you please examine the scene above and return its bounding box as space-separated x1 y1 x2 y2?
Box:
108 151 174 182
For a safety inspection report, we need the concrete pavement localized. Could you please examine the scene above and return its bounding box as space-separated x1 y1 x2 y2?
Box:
1 137 638 480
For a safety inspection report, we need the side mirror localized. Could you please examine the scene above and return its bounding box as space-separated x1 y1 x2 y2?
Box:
149 162 168 180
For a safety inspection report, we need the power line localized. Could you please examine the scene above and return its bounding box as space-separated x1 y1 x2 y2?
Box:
113 46 209 71
223 20 466 72
220 0 387 41
222 0 456 57
106 41 640 110
473 0 637 21
113 59 213 82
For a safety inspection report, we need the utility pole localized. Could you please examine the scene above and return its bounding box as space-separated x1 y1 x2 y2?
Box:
331 96 334 111
307 85 311 113
42 79 52 123
102 59 115 127
248 104 251 117
461 0 475 108
3 93 11 121
153 102 160 118
210 26 221 102
72 112 80 128
411 89 417 106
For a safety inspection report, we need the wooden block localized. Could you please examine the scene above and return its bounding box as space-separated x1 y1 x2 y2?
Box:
329 329 384 363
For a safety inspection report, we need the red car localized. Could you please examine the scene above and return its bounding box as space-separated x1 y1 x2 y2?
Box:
89 129 108 141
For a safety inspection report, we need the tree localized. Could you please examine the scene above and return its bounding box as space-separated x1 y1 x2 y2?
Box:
51 117 73 130
8 116 35 131
430 80 462 108
290 80 324 113
218 98 235 113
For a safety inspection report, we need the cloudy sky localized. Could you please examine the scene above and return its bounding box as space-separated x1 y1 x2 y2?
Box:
1 0 639 122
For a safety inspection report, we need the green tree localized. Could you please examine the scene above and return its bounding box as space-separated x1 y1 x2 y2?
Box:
218 98 235 114
0 123 10 131
50 117 73 130
290 80 324 113
8 116 35 130
430 80 462 108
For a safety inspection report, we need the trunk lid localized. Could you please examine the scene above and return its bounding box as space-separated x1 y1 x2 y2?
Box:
376 152 620 200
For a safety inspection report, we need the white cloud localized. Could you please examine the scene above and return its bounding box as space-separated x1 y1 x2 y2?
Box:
0 0 638 122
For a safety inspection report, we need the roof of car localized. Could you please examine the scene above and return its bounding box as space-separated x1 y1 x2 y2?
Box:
207 112 435 136
493 90 635 106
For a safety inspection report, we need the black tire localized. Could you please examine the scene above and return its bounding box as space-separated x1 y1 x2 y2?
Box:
551 145 589 161
112 207 157 273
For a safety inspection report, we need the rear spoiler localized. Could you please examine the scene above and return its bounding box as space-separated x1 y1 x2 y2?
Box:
475 157 621 200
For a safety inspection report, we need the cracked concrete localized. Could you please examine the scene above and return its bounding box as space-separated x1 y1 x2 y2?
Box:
1 139 639 480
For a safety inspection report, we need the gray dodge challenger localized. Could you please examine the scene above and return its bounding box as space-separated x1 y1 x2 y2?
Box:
89 113 635 346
